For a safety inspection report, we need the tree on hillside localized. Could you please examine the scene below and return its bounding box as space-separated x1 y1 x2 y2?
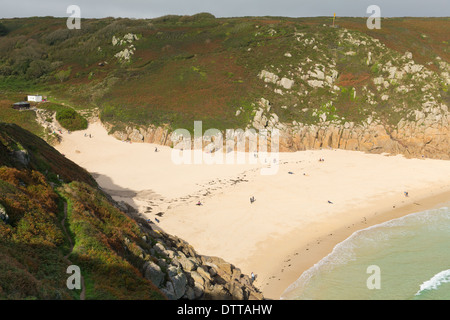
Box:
26 60 51 79
55 68 71 83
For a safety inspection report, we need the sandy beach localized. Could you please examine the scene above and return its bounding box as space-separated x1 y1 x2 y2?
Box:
55 121 450 300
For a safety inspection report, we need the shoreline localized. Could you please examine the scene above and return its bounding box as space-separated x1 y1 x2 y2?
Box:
252 188 450 300
54 121 450 301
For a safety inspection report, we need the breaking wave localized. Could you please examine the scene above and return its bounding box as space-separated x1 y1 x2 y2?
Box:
415 269 450 296
281 206 450 300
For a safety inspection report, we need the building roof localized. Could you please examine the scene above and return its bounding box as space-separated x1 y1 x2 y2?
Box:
13 102 31 108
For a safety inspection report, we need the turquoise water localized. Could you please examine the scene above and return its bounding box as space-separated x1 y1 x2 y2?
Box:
281 206 450 300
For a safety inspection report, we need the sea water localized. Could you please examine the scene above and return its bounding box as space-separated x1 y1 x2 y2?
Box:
281 206 450 300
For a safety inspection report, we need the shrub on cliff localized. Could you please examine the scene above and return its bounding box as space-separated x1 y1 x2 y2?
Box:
0 23 8 37
56 108 87 131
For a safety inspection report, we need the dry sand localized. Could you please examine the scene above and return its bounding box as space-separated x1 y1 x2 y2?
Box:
56 121 450 300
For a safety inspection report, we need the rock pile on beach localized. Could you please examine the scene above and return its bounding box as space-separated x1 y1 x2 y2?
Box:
111 125 172 146
119 203 263 300
142 228 264 300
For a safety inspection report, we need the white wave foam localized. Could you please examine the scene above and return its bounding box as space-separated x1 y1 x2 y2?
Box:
281 206 450 299
415 269 450 296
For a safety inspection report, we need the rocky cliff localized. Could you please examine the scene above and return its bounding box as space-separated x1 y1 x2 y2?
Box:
118 203 264 300
2 17 448 160
0 122 263 300
107 99 449 160
252 98 450 159
107 26 450 160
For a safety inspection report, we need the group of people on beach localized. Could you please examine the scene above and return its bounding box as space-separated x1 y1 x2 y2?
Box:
195 197 257 206
84 133 92 138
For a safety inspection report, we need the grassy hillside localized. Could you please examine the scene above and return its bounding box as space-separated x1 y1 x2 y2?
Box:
0 123 264 300
0 122 165 299
0 15 448 135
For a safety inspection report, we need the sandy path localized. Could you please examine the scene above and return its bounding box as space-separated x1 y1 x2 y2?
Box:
61 202 86 300
55 121 450 299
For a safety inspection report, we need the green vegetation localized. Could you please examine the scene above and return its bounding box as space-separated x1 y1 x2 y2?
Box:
56 108 87 131
59 182 163 300
0 122 165 300
0 14 448 299
0 100 43 137
0 167 69 299
0 22 8 36
35 102 88 131
54 68 71 83
0 15 448 136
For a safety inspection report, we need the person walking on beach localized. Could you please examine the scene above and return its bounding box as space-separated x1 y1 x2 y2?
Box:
251 272 255 283
250 196 255 204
